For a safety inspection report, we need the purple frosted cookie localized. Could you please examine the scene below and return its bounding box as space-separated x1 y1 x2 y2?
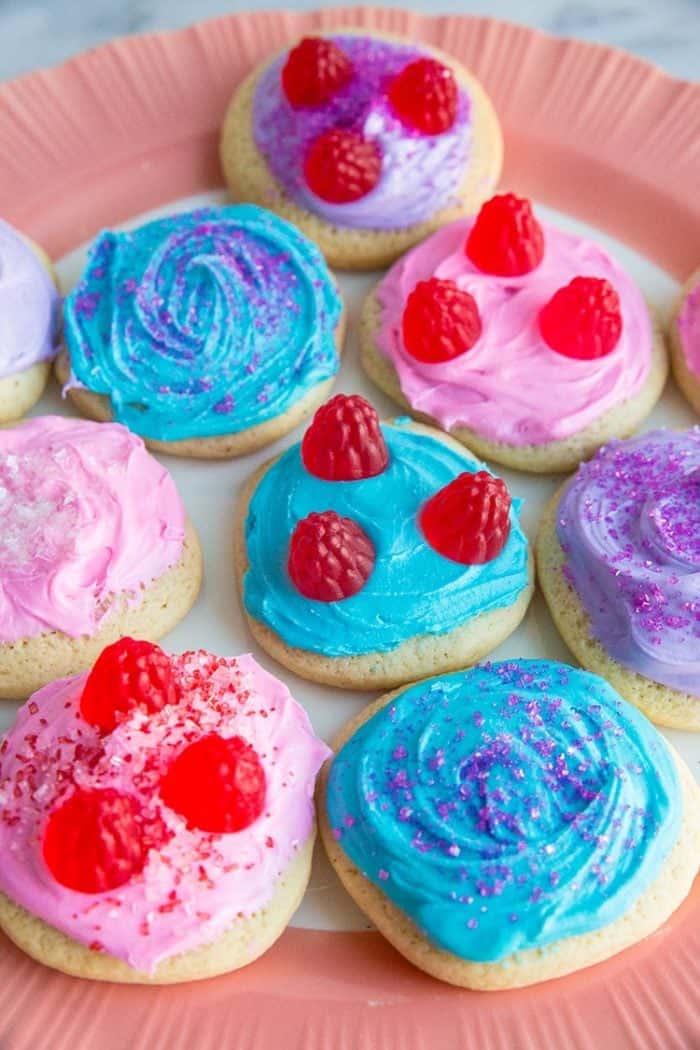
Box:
537 428 700 730
219 32 503 270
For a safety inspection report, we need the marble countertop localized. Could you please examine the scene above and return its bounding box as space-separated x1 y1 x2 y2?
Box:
0 0 698 82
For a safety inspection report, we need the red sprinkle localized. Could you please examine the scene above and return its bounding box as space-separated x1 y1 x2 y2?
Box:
281 37 352 107
160 733 266 834
420 471 512 564
304 128 381 203
538 276 623 359
465 194 544 276
388 57 458 134
288 510 375 601
402 277 481 363
302 393 389 480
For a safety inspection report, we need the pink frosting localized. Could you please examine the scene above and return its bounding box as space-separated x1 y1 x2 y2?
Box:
678 275 700 379
375 219 653 445
0 651 330 974
0 416 186 643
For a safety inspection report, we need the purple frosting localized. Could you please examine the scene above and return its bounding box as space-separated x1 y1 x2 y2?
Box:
0 219 59 380
252 36 472 230
557 429 700 696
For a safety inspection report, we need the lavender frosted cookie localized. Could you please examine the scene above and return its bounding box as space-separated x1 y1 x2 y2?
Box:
537 429 700 730
57 205 345 459
219 32 503 270
0 219 60 423
669 266 700 415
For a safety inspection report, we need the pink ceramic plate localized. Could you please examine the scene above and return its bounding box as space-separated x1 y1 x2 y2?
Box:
0 8 699 1049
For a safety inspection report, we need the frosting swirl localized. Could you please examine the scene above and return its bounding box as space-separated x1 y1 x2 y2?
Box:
63 205 342 443
678 275 700 379
253 36 472 231
0 219 59 380
375 219 653 445
0 652 330 974
326 660 682 961
243 419 530 656
0 416 186 642
557 428 700 696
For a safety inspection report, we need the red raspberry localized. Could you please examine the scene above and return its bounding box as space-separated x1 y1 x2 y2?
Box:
465 194 544 276
402 277 482 363
281 37 352 108
288 511 375 601
302 393 389 481
538 276 623 359
304 129 381 203
420 471 511 564
80 638 177 735
388 57 458 135
160 734 266 834
43 788 167 893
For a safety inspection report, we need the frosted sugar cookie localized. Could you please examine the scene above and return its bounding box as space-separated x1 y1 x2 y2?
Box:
0 219 60 423
0 416 201 699
235 394 533 690
58 204 344 457
537 428 700 730
0 643 329 982
669 266 700 414
220 32 503 270
361 194 667 472
320 659 700 988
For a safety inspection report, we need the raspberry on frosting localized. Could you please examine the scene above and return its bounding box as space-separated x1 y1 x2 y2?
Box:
304 128 382 203
420 470 512 564
281 37 353 108
465 193 544 276
301 393 389 480
288 510 376 601
43 788 169 894
402 277 482 363
80 637 178 735
539 276 623 359
387 57 458 135
160 733 266 834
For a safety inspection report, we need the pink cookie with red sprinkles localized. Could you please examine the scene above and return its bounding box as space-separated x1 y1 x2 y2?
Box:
0 641 330 983
219 31 503 270
235 394 534 690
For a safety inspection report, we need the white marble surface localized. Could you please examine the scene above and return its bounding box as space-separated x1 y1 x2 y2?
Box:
0 0 698 82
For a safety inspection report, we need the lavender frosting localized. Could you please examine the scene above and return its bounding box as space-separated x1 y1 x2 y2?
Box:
252 36 472 231
557 429 700 696
0 219 59 380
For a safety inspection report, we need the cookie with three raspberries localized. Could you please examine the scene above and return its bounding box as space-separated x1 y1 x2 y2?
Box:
0 640 330 983
360 193 668 473
219 31 503 269
235 393 534 690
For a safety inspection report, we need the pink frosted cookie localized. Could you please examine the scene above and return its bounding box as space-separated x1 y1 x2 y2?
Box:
0 416 201 699
0 642 329 983
361 193 667 472
669 265 700 415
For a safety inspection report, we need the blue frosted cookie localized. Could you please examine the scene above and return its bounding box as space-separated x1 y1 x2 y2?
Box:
59 204 344 457
320 659 699 988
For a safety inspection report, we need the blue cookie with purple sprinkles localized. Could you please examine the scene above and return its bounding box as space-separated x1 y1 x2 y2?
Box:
319 658 700 988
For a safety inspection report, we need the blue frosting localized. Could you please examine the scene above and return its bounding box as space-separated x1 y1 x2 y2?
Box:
326 660 682 962
243 421 530 656
62 205 342 442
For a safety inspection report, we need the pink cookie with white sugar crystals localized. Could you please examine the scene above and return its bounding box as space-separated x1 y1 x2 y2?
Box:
0 416 202 699
0 642 330 983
